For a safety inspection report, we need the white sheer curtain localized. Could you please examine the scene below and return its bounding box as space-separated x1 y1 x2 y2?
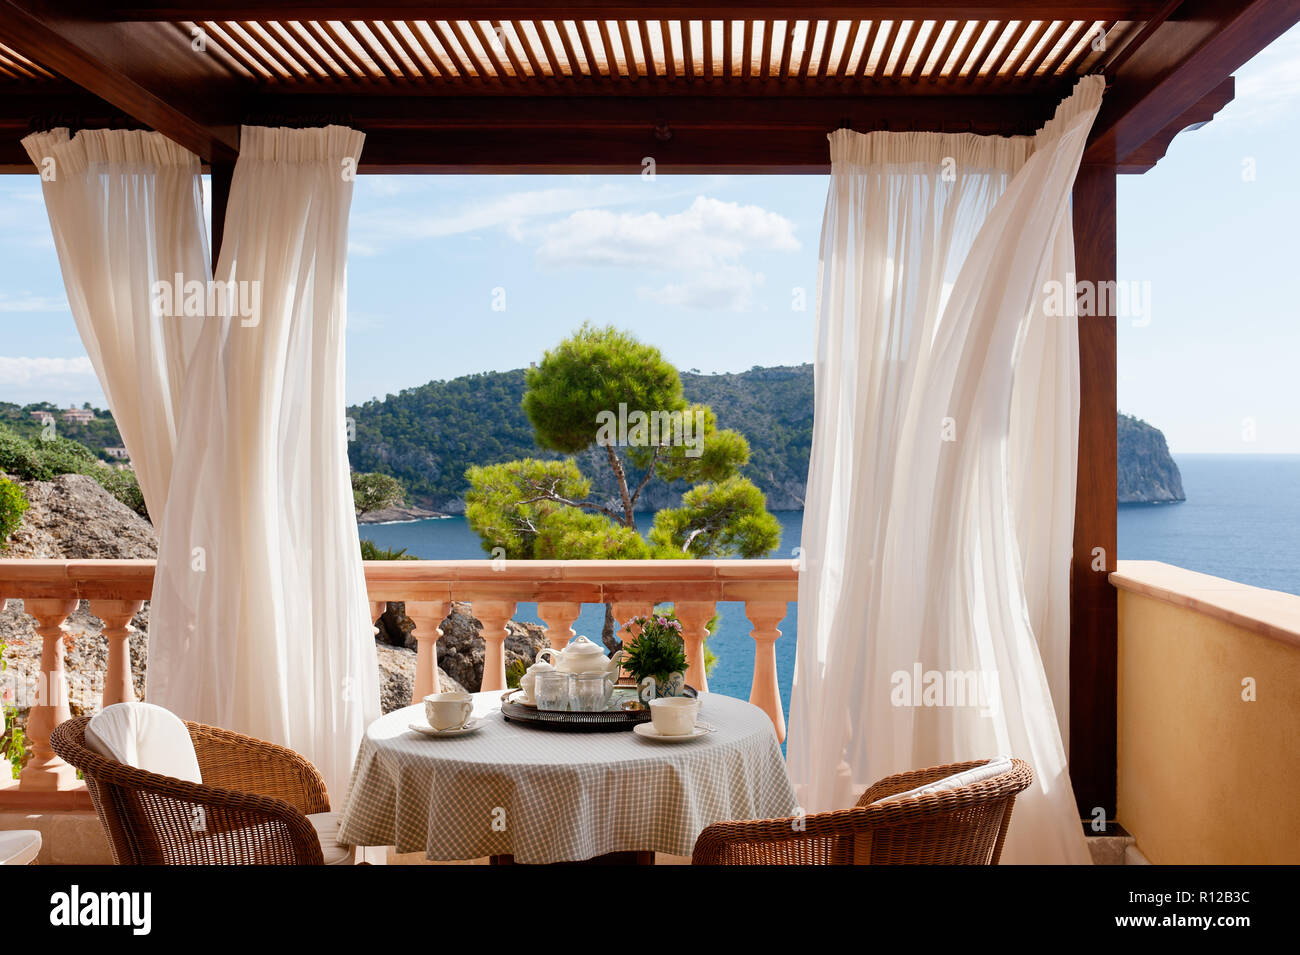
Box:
789 76 1103 864
148 126 378 799
21 129 208 515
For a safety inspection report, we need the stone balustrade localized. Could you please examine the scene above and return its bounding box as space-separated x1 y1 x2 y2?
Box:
0 558 797 798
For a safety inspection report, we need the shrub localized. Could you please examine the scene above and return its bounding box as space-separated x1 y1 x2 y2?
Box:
0 477 27 549
0 426 49 481
359 539 417 560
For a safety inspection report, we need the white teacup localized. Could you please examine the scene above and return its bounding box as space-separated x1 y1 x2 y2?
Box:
649 697 700 736
424 691 473 731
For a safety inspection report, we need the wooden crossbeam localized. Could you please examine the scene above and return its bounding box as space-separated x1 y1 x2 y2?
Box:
93 3 1170 21
1085 0 1300 166
0 0 237 162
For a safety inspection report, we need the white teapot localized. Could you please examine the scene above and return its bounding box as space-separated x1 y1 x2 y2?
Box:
538 635 627 683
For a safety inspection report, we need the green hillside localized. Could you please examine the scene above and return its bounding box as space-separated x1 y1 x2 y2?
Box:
346 365 815 512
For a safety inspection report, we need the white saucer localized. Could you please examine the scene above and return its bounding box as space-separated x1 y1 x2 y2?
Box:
507 690 537 708
409 717 482 738
632 722 711 742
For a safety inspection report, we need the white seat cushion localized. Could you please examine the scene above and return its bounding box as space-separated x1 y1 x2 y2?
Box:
308 812 355 866
0 829 42 865
85 701 203 784
871 756 1015 805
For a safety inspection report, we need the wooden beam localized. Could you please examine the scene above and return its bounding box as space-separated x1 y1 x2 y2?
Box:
96 3 1169 21
1070 163 1118 821
0 0 237 162
243 92 1055 130
237 91 1055 172
1117 76 1234 173
1086 0 1300 167
209 159 232 266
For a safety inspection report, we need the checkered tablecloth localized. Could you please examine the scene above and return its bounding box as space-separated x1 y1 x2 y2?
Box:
337 690 797 863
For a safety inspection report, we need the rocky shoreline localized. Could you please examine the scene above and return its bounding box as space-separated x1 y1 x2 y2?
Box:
357 504 445 524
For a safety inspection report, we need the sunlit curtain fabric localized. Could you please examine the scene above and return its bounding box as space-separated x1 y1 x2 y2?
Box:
789 76 1104 864
148 126 378 799
21 129 208 515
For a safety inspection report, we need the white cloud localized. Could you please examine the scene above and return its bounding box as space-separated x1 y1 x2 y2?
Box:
531 196 798 311
0 355 103 405
0 293 68 313
347 179 714 253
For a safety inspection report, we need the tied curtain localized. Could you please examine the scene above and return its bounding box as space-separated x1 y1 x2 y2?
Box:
789 76 1103 864
26 125 379 800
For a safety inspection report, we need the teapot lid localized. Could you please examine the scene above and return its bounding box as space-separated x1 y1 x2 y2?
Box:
564 635 605 655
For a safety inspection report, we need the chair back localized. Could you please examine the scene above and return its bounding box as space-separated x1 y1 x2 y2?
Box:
50 716 322 865
693 757 1034 865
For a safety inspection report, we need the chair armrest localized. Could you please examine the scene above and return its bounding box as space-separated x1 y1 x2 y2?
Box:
187 722 331 815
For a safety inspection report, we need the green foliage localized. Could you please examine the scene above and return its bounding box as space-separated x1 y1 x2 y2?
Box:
0 636 22 778
352 471 405 515
649 476 782 558
0 477 27 549
505 658 526 690
621 615 689 684
522 323 685 454
359 539 417 560
465 458 592 558
0 424 147 518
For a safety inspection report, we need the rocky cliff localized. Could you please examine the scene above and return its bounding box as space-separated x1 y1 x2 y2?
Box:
1117 413 1186 504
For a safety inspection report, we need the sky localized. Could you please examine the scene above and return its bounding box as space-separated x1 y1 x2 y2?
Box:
0 24 1296 454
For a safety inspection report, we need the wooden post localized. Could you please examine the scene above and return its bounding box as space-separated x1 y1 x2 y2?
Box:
209 160 233 268
1070 163 1118 821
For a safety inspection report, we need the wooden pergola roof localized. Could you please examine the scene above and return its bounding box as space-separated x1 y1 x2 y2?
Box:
0 2 1293 173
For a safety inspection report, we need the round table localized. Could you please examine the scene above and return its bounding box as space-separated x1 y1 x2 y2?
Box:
338 690 797 864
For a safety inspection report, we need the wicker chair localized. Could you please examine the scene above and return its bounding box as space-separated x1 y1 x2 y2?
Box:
50 715 336 865
692 757 1033 865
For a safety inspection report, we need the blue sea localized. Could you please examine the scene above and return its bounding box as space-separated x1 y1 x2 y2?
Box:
362 454 1300 718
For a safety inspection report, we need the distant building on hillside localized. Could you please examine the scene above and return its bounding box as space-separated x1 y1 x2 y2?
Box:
104 447 129 460
61 407 95 423
29 410 54 424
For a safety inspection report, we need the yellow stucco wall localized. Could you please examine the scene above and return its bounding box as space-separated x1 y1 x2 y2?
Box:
1117 586 1300 864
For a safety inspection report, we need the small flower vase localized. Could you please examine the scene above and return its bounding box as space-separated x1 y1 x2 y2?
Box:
638 671 687 701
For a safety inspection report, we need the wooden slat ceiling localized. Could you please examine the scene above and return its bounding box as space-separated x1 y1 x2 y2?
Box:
174 17 1134 90
0 39 53 80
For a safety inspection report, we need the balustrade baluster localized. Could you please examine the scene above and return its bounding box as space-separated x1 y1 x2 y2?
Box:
537 601 581 652
20 598 79 790
744 600 787 743
473 600 515 692
405 600 451 702
673 600 714 692
610 602 654 649
88 599 143 707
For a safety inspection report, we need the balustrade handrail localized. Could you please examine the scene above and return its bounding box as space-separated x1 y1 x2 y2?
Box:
0 557 797 797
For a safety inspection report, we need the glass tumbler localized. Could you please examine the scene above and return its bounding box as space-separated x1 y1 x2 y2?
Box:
534 670 572 711
573 672 610 711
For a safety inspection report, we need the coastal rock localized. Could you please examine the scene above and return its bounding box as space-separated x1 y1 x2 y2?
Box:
374 642 465 714
437 601 548 692
3 472 157 559
1118 414 1186 504
357 504 443 524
